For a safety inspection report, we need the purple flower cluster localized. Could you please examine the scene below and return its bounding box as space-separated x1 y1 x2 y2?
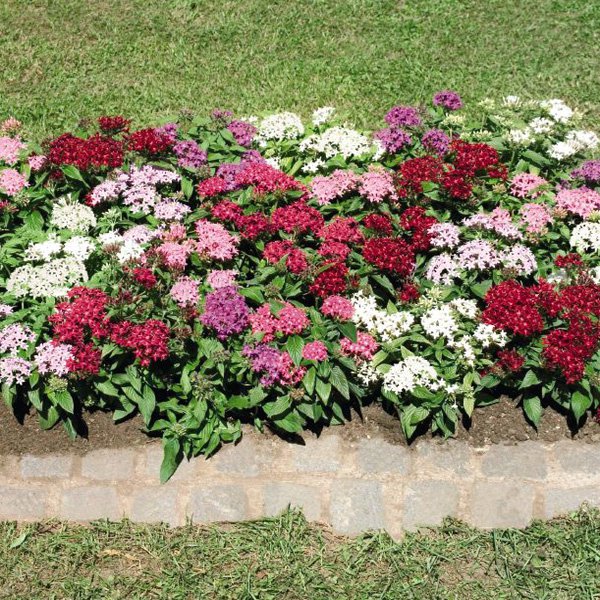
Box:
571 160 600 184
228 120 257 147
200 286 249 339
433 90 463 111
155 123 179 142
173 140 207 169
385 106 422 128
374 128 412 154
242 343 282 386
421 129 451 155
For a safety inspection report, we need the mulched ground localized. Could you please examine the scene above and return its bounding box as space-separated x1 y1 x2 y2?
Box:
1 396 599 456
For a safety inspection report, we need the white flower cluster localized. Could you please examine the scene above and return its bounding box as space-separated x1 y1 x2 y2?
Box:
450 298 479 319
382 356 444 395
312 106 336 126
299 127 373 159
540 98 574 123
302 158 326 174
506 128 534 147
472 323 508 348
350 291 414 342
25 235 95 263
257 112 304 143
570 222 600 253
421 306 458 339
356 361 381 387
50 195 97 233
549 129 599 161
528 117 553 134
99 231 145 264
7 258 88 298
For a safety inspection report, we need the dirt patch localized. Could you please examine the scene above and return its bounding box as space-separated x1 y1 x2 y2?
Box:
0 403 152 456
1 395 599 456
335 397 600 446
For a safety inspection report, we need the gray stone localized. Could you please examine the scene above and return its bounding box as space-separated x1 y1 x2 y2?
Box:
414 441 472 478
144 446 199 482
330 480 385 535
403 480 459 530
554 442 598 476
470 481 535 529
60 486 120 520
263 483 322 521
130 487 180 525
212 438 278 477
21 455 73 479
291 435 342 473
544 487 600 518
189 485 247 522
81 449 135 481
0 487 47 519
481 442 547 480
357 439 411 475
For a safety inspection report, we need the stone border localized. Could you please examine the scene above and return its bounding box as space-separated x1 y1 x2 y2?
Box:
1 432 599 536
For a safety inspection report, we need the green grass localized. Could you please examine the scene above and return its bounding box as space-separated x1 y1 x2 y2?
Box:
0 0 598 140
0 509 599 598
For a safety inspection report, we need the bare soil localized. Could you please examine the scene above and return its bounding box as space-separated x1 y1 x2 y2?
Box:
1 395 599 456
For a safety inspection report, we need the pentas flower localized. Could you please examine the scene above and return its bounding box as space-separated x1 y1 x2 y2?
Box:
433 90 463 111
154 200 191 222
201 286 249 340
421 306 458 339
34 341 73 377
385 106 422 128
495 349 525 373
383 356 443 394
321 217 363 244
0 357 32 385
227 120 257 147
0 324 36 355
236 213 273 240
363 238 415 277
207 269 238 289
173 140 207 169
0 168 28 196
400 206 437 251
428 223 460 249
127 128 173 155
197 175 229 198
0 136 26 165
0 305 13 318
463 208 522 240
396 155 444 197
0 117 21 135
299 127 373 160
456 240 501 271
112 320 170 367
234 161 305 196
555 187 600 218
242 344 305 387
373 128 411 154
302 341 328 362
318 241 351 260
311 169 360 205
421 129 451 155
170 277 200 308
570 222 600 253
520 203 553 234
358 169 398 203
194 220 239 261
571 160 600 184
28 155 47 171
271 201 324 235
510 173 548 198
501 245 538 276
482 281 544 337
309 261 348 297
321 295 354 320
97 115 131 134
340 332 379 361
249 303 309 341
132 267 157 289
362 213 393 235
263 241 308 274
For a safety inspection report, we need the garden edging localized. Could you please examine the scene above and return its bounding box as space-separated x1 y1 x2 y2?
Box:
1 432 599 536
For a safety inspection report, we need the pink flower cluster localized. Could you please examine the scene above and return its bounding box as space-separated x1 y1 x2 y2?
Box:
34 341 73 376
170 277 200 308
249 303 309 342
0 324 35 355
0 136 26 165
0 168 28 196
207 269 238 289
555 187 600 219
340 332 379 361
520 203 553 233
195 219 239 261
510 173 548 198
463 208 522 240
321 295 354 320
311 168 397 205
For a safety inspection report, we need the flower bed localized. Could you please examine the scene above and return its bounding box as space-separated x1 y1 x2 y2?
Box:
0 93 599 480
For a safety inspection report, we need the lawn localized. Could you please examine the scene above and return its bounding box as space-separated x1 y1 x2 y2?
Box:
0 509 599 598
0 0 598 139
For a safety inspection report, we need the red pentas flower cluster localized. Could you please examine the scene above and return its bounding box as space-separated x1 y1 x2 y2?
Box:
321 217 364 244
98 115 131 135
211 200 273 240
48 287 171 372
263 240 308 274
309 261 349 297
131 267 158 290
362 238 415 277
234 161 306 196
396 156 444 198
400 207 437 251
271 201 324 235
362 213 393 235
48 133 124 171
127 128 173 155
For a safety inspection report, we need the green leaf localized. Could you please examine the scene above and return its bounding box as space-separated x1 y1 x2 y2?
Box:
329 366 350 400
571 390 592 422
338 322 357 342
181 177 194 198
272 411 304 433
61 165 86 183
520 369 541 389
160 438 182 483
285 335 304 366
523 395 543 427
239 287 265 304
96 380 120 398
139 386 156 425
54 390 74 414
463 394 475 417
315 378 332 403
248 386 268 406
303 366 317 395
264 395 292 417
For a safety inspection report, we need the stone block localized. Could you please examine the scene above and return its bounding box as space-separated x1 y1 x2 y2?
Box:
481 442 547 480
81 449 135 481
290 435 343 473
330 480 385 535
414 441 472 478
356 439 411 475
21 454 73 479
554 442 598 477
60 486 120 520
403 480 459 530
470 481 534 528
544 486 600 518
189 485 247 522
0 487 48 519
130 487 180 525
263 482 322 521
